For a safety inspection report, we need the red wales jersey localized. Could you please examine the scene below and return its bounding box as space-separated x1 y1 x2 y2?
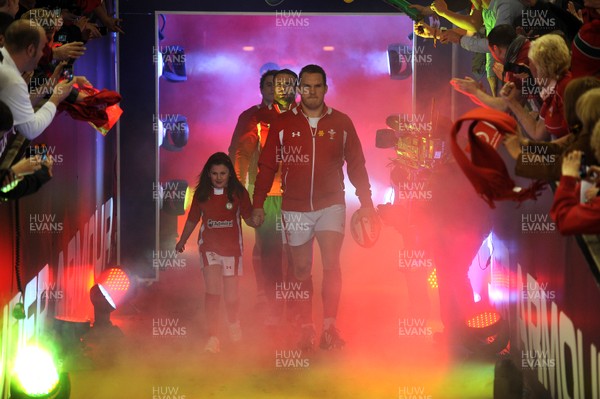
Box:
228 103 263 160
551 175 600 234
187 188 252 256
253 105 373 212
236 103 295 196
540 72 572 138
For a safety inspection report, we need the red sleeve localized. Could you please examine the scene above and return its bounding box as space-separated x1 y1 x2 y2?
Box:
187 190 202 224
228 106 256 159
343 115 374 208
239 187 253 220
234 113 260 186
253 118 280 209
550 175 600 235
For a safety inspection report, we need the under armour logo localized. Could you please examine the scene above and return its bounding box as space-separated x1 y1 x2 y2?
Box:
291 132 301 137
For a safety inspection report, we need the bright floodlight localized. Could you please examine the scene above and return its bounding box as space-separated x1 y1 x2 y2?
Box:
13 345 59 397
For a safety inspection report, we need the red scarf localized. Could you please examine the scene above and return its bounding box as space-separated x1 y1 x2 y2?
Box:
450 108 546 208
58 86 121 127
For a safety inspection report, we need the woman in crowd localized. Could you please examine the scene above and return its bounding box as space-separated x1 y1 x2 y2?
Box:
501 33 572 141
504 76 600 181
551 89 600 234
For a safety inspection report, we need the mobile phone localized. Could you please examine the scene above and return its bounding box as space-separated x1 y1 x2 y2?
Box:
56 33 68 44
579 153 588 179
27 144 47 161
97 26 108 35
62 65 74 82
40 146 48 161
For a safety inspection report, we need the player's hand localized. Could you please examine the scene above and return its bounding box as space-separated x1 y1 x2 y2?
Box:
252 208 265 227
244 217 258 228
175 240 186 253
356 206 378 219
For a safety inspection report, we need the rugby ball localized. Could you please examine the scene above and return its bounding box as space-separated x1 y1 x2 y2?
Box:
350 210 381 248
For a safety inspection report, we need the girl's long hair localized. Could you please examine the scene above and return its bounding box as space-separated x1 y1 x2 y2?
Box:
195 152 245 203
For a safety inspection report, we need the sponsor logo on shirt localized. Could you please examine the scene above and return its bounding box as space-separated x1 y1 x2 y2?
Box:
207 219 233 228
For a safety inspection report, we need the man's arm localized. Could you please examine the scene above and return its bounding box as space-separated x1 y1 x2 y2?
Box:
228 106 257 159
459 34 490 53
175 192 201 252
343 117 374 209
251 118 281 227
253 119 280 210
551 176 600 234
11 88 56 140
550 152 600 234
450 77 508 110
432 0 483 32
8 79 73 140
93 2 124 34
234 114 260 187
501 82 549 141
461 0 523 55
494 0 524 26
52 42 86 62
30 63 66 106
1 164 51 200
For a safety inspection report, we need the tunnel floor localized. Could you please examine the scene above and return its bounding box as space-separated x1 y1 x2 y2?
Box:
68 225 498 399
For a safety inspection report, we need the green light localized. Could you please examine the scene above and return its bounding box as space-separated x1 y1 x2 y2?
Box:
13 346 59 397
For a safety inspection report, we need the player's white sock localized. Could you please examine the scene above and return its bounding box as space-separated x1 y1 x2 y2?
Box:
323 317 336 330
